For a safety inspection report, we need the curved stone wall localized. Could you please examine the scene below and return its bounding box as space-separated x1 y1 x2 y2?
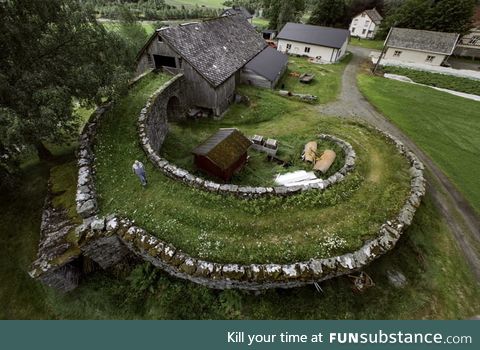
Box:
138 78 357 197
68 75 426 291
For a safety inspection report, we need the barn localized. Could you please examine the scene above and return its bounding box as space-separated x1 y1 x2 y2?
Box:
241 46 289 89
135 15 266 116
192 128 252 181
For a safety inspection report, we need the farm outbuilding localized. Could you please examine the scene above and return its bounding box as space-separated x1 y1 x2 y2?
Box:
135 15 266 116
276 23 350 63
241 46 288 88
192 128 252 181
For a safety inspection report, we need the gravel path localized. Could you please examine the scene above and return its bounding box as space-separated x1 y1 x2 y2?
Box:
319 46 480 280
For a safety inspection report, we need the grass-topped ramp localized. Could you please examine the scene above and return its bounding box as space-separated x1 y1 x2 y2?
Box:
94 72 411 264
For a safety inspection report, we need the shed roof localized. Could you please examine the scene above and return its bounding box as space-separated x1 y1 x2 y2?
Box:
151 15 266 87
192 128 252 170
386 27 459 55
221 6 253 19
364 8 383 25
244 46 288 82
277 23 350 49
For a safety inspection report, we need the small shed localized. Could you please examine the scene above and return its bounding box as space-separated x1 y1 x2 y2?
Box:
241 47 289 88
192 128 252 181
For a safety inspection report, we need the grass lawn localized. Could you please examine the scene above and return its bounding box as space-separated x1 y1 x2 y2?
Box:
252 17 269 29
94 72 412 264
382 66 480 96
278 54 352 104
1 160 479 319
166 0 224 8
349 38 384 51
358 73 480 213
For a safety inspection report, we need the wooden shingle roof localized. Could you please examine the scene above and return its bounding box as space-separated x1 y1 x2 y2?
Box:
192 128 252 170
159 15 266 87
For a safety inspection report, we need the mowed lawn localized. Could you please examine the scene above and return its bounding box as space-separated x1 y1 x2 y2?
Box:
166 0 224 8
348 38 384 51
358 73 480 213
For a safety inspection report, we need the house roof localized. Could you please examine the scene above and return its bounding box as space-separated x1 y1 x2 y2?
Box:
221 6 253 19
386 27 460 55
158 15 266 87
276 23 350 49
364 8 383 25
192 128 252 170
244 47 288 82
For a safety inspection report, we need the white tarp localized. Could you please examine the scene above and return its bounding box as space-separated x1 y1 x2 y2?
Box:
274 170 324 187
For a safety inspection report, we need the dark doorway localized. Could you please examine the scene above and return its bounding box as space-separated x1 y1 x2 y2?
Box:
153 55 176 69
166 96 182 120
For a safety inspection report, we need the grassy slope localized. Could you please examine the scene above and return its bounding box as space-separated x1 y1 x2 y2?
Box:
278 55 351 104
166 0 224 8
94 73 411 264
382 66 480 96
1 164 479 319
348 38 384 51
358 73 480 213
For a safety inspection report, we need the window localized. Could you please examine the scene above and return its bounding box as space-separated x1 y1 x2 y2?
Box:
393 50 402 57
351 27 356 33
426 55 435 62
354 18 358 23
364 20 370 27
286 43 292 50
304 47 311 53
362 29 366 34
157 35 163 42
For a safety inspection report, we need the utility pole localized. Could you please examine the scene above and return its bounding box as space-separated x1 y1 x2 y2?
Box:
372 27 393 74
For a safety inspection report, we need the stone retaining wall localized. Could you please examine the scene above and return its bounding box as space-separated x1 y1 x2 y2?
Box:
138 79 357 197
32 75 425 291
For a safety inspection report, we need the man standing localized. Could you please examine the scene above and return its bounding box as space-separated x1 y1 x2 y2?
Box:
132 160 147 187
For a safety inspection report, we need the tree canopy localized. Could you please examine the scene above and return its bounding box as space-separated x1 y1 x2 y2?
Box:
378 0 476 37
308 0 347 27
0 0 133 186
263 0 305 31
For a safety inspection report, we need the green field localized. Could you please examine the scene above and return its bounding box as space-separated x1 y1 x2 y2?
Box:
278 55 352 104
382 66 480 96
358 73 480 213
1 158 479 319
349 38 384 51
94 72 411 264
166 0 225 8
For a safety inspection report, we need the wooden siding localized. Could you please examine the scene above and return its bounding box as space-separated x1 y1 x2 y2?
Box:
194 152 248 181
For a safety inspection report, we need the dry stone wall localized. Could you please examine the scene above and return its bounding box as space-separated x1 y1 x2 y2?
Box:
33 74 426 291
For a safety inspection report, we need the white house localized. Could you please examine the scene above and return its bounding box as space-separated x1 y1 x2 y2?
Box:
349 8 383 39
276 23 350 63
382 28 459 66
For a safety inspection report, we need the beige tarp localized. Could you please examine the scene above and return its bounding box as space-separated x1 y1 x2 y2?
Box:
314 150 336 173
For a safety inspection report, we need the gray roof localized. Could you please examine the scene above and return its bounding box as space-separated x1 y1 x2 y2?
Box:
276 23 350 49
159 15 266 87
245 47 288 82
364 8 383 25
221 6 253 19
192 128 252 170
386 27 459 55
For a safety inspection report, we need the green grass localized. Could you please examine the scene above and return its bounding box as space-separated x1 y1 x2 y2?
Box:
349 38 384 51
382 66 480 96
252 17 269 29
94 72 411 264
1 161 479 319
162 86 345 186
278 55 351 104
166 0 224 8
358 73 480 213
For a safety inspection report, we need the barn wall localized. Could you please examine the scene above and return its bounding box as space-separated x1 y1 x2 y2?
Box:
213 73 237 116
241 68 272 88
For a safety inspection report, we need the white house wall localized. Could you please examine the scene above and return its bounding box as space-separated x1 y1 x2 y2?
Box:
349 13 377 39
277 39 346 63
384 47 447 66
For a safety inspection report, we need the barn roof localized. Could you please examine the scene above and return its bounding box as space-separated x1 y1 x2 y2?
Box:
221 6 252 19
386 28 459 55
245 46 288 82
364 8 383 25
192 128 252 170
158 15 266 87
277 23 350 49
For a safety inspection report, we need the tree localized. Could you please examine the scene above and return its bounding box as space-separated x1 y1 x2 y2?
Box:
0 0 132 186
309 0 347 27
378 0 475 38
263 0 305 30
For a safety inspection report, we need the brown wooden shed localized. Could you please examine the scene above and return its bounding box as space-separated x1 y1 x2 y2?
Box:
192 128 252 181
